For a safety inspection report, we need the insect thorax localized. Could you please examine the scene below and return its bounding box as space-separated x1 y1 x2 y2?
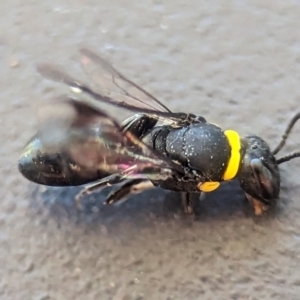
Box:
143 122 241 191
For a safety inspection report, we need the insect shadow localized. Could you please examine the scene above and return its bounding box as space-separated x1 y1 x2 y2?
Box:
27 180 281 230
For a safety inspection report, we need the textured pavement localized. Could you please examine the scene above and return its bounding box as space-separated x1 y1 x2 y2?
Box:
2 1 300 299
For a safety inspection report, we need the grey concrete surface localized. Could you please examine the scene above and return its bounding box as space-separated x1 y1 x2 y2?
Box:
2 1 300 299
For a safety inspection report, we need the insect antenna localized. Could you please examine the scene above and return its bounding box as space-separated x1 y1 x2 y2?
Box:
272 112 300 155
276 151 300 164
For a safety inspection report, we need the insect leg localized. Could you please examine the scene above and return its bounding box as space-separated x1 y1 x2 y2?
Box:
181 192 200 215
104 179 154 205
75 165 176 210
75 173 125 210
245 193 268 216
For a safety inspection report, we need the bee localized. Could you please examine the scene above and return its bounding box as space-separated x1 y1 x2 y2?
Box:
18 48 300 216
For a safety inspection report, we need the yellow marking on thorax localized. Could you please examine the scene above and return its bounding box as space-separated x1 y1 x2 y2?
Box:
198 129 241 193
222 130 241 181
198 182 220 192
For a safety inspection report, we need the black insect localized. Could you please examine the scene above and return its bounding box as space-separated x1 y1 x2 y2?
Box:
18 48 300 216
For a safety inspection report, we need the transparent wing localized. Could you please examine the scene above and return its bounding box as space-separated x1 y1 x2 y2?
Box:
37 54 192 123
37 97 184 180
79 48 172 113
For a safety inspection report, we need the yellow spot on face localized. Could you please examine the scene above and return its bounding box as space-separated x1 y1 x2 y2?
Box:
223 130 241 181
198 181 220 192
